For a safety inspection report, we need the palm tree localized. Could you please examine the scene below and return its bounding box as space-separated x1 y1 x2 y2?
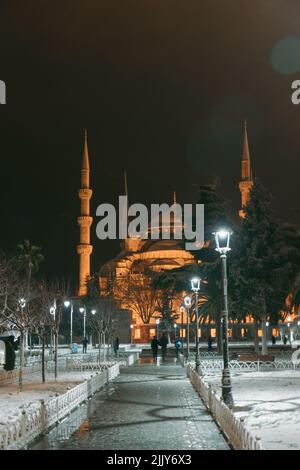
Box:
16 239 44 282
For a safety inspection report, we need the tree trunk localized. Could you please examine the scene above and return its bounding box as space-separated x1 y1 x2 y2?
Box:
253 322 259 355
98 332 101 362
42 334 45 383
261 314 268 355
167 331 171 346
19 332 24 392
103 333 106 360
216 313 223 355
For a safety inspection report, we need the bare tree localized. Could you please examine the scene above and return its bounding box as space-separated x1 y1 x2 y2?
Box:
117 273 160 324
50 280 70 378
89 295 118 361
30 281 56 383
0 256 38 391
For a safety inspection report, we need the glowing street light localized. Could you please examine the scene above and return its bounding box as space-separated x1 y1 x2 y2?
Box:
184 296 191 359
213 229 234 407
191 278 201 374
213 230 232 254
18 298 27 351
155 318 160 338
180 305 184 340
79 306 86 339
19 298 26 309
130 324 134 345
64 300 74 345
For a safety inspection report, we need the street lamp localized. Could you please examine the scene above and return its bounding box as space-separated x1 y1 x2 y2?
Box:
213 229 234 407
79 306 86 339
49 300 57 365
19 298 26 309
180 305 184 340
91 309 96 315
64 300 74 346
184 296 191 360
191 278 201 374
287 317 294 343
18 298 28 350
130 324 134 345
156 319 160 338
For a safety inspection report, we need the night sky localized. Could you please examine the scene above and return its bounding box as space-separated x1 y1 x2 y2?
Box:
0 0 300 287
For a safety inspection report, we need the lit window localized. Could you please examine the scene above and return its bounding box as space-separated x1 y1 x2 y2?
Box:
135 329 141 339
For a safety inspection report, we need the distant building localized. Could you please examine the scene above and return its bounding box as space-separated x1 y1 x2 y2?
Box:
75 124 292 343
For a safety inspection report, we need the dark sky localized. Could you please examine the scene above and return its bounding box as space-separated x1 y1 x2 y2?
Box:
1 0 300 287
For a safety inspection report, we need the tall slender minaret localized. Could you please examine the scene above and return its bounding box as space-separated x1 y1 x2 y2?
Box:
239 121 253 218
77 130 93 296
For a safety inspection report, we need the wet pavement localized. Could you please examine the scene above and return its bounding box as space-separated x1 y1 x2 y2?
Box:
31 358 229 450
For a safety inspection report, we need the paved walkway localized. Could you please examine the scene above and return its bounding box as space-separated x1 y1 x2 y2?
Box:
32 358 229 450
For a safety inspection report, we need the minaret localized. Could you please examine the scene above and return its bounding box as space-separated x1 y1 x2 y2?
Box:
239 121 253 218
77 130 93 296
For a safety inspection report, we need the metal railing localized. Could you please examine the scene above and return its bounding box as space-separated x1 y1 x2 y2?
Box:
0 363 42 386
181 356 300 375
0 363 120 450
187 366 263 450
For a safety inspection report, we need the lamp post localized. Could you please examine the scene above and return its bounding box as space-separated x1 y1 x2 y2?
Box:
156 319 160 338
184 296 191 359
18 298 27 390
18 298 27 351
50 300 57 378
79 306 86 339
213 229 234 407
49 302 56 358
64 300 74 346
174 323 178 340
180 305 184 340
130 324 134 345
287 316 294 344
191 278 201 374
90 310 96 347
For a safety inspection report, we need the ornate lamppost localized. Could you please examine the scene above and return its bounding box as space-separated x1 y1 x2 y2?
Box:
213 229 234 407
180 305 184 341
156 319 160 339
184 295 191 360
79 306 87 339
191 278 201 374
64 300 73 346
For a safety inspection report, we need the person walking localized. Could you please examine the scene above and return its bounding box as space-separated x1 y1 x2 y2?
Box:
174 337 182 358
271 335 276 345
113 336 120 357
159 333 168 360
150 336 159 360
82 337 89 354
208 335 213 352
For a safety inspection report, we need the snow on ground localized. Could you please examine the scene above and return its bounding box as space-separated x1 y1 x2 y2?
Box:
0 370 93 426
206 371 300 450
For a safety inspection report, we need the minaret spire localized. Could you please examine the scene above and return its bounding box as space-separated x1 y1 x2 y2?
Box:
239 120 254 218
242 119 250 163
77 130 93 296
172 191 177 205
